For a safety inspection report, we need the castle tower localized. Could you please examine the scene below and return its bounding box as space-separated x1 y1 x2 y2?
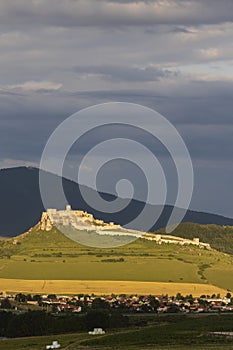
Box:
40 212 53 231
193 237 200 245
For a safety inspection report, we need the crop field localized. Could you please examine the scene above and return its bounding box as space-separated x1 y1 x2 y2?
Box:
0 279 228 296
0 226 232 294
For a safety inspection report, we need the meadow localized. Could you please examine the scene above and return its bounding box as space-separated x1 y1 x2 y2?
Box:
1 337 233 350
0 333 92 350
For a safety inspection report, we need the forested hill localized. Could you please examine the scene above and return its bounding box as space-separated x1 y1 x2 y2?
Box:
1 166 233 237
156 222 233 255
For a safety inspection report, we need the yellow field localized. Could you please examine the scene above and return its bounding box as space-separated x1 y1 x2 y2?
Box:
0 278 228 296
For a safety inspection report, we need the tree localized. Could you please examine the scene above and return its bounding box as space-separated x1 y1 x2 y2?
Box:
75 300 84 308
6 311 48 337
92 298 109 310
27 294 32 301
0 311 12 336
109 310 129 328
148 295 160 311
176 293 184 300
47 294 57 299
32 294 42 303
51 305 57 313
15 293 27 303
0 298 11 309
85 310 110 330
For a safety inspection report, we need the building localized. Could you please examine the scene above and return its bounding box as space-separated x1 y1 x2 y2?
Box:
46 340 60 349
88 328 105 335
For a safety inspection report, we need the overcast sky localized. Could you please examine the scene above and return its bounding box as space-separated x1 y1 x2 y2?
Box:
1 0 233 218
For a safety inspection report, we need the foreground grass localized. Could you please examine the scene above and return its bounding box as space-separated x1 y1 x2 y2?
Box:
0 333 92 350
1 342 232 350
94 346 233 350
1 315 233 350
77 345 233 350
80 314 233 349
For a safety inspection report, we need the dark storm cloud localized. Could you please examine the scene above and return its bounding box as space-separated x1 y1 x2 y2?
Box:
1 79 233 163
0 0 233 217
64 80 233 127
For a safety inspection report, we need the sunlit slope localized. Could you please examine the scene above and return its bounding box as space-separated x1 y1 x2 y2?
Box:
0 224 232 292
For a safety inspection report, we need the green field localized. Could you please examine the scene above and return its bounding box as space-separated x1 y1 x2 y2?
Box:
81 314 233 350
1 337 232 350
0 333 92 350
0 225 233 293
0 256 202 282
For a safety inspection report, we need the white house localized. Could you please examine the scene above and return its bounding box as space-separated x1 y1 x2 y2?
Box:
46 340 61 349
88 328 105 335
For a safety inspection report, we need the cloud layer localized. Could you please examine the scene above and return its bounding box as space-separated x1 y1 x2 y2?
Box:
1 1 233 28
1 0 233 217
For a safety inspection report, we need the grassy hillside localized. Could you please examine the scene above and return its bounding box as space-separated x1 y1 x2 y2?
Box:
156 222 233 255
0 225 233 293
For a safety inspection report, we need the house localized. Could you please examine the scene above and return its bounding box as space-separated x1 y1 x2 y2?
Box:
88 328 105 335
46 340 60 349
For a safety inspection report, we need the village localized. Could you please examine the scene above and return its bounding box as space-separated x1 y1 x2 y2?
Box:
0 291 232 315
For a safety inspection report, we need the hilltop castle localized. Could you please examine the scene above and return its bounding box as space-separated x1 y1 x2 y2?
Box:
39 205 211 249
40 205 121 232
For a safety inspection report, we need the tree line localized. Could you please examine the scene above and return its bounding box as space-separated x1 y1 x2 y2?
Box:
0 309 128 338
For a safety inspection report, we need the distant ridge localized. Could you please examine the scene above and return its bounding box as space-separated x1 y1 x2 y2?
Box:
1 166 233 237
